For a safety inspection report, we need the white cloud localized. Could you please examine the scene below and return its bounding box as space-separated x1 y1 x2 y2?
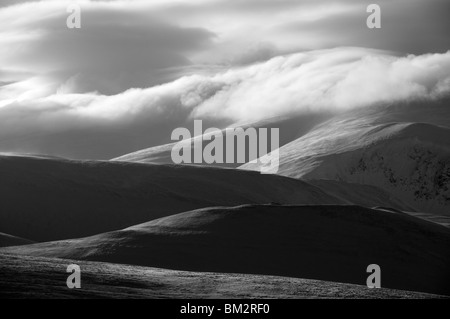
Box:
189 48 450 121
1 0 450 158
0 47 449 158
3 0 448 99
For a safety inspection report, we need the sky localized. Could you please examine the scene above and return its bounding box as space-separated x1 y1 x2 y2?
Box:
0 0 449 159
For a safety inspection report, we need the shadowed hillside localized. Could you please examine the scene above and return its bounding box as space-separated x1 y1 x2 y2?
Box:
4 204 450 295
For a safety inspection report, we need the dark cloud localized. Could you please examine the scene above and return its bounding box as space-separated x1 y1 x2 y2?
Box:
0 0 449 159
1 3 215 95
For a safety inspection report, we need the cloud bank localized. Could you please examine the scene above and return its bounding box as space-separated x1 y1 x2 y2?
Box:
1 0 449 158
1 0 450 100
1 47 449 159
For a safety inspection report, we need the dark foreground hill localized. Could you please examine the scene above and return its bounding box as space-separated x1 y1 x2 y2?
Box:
4 204 450 295
0 253 445 299
0 232 34 248
0 155 342 242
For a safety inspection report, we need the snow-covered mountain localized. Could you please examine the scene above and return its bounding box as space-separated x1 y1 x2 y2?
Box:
242 99 450 216
112 112 331 166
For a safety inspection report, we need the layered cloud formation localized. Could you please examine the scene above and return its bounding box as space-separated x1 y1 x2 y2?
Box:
2 0 450 98
0 0 449 158
1 47 449 158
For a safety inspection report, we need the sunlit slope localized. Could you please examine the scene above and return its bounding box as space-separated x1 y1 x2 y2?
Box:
242 101 450 215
